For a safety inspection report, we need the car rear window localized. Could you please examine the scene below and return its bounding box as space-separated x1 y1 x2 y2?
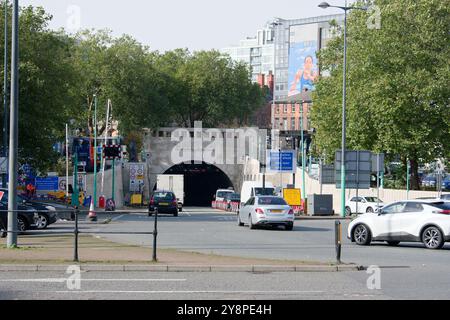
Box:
154 192 175 200
258 197 287 205
429 202 450 210
254 188 275 196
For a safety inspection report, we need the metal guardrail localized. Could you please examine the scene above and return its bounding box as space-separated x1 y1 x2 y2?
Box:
0 207 159 262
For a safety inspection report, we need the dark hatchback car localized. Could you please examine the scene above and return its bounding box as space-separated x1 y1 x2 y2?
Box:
0 189 59 229
148 191 179 217
0 201 38 237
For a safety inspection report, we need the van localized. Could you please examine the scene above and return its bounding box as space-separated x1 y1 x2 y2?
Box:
240 181 275 206
215 189 235 202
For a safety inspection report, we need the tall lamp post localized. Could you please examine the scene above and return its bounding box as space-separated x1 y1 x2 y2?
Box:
7 0 18 248
319 1 368 217
3 0 8 189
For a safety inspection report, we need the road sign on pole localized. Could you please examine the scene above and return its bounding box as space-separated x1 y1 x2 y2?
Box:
335 150 371 189
266 150 297 174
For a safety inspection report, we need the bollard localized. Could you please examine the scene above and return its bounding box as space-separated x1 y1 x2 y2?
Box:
74 207 79 262
152 208 158 262
335 221 342 264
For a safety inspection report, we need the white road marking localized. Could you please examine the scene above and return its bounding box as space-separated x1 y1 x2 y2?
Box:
111 215 126 222
41 290 325 295
0 278 186 283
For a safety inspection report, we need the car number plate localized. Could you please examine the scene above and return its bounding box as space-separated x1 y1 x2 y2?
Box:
159 203 169 206
271 209 283 213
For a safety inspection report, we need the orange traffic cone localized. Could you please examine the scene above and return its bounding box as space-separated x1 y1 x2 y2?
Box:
88 199 97 222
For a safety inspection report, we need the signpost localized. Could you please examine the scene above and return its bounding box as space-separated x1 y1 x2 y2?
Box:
266 150 297 173
335 150 371 216
103 145 121 202
35 177 59 192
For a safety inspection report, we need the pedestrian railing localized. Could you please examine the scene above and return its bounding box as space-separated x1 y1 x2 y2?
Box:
0 207 159 262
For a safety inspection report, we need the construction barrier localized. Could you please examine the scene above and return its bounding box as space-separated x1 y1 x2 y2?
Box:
212 201 240 213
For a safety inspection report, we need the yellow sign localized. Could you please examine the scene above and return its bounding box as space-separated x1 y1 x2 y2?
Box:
283 188 302 206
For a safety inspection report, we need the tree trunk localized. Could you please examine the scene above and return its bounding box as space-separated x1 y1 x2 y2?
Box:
410 158 420 191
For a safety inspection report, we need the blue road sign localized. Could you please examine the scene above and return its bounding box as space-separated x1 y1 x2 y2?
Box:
267 150 296 173
35 177 59 191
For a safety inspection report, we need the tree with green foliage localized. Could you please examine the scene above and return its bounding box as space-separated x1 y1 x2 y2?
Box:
311 0 450 190
0 5 80 171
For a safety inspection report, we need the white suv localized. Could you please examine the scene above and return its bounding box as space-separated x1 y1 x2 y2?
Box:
345 196 384 215
348 200 450 249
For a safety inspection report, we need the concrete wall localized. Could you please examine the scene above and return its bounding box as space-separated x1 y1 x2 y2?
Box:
63 163 124 208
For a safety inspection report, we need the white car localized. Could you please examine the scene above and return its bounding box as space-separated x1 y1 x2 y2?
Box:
238 196 294 231
348 200 450 249
345 196 384 215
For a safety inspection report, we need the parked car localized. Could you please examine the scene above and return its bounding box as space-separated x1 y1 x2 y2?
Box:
0 189 60 229
345 196 384 215
441 176 450 191
440 194 450 201
238 196 295 231
348 199 450 249
148 191 179 217
422 174 437 188
0 201 38 237
224 193 241 211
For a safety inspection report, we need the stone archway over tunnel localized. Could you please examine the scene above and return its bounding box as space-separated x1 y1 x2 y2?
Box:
162 162 234 207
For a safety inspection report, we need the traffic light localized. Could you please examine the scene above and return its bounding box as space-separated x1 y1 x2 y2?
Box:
103 145 121 160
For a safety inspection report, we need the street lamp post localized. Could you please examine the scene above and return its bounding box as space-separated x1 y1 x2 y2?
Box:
6 0 18 248
319 1 368 217
3 0 8 189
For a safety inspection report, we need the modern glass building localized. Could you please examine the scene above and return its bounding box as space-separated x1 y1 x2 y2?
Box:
221 14 344 131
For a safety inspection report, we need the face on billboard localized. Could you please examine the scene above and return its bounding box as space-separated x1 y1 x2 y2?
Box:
288 24 319 99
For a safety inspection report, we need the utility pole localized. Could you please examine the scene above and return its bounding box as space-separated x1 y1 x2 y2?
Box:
2 0 8 189
6 0 18 248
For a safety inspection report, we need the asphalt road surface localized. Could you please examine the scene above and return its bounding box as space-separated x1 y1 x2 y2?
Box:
98 207 450 268
2 207 449 300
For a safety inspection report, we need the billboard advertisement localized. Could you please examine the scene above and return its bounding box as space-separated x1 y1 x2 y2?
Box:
288 24 319 100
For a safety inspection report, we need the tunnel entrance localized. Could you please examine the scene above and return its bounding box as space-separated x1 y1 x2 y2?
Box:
161 162 234 207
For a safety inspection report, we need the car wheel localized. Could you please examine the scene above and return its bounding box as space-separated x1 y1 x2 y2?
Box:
17 216 28 232
422 226 444 250
345 207 352 217
174 211 178 217
285 223 294 231
237 214 244 227
366 207 374 213
387 241 400 246
179 207 183 212
36 214 49 229
249 215 256 230
353 224 372 246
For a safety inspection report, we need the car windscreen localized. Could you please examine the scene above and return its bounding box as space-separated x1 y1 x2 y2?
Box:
258 197 287 206
217 191 233 198
254 188 275 196
365 197 381 203
230 194 241 201
153 193 174 201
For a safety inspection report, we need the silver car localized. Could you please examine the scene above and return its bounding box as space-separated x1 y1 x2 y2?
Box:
238 196 294 231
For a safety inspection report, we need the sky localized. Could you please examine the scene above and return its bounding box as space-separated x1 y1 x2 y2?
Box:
19 0 347 52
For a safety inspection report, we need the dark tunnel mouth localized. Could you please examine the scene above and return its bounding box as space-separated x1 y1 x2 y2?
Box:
156 162 234 207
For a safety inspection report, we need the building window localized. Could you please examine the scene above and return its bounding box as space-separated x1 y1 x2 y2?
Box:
283 104 288 113
292 104 296 113
291 118 296 130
